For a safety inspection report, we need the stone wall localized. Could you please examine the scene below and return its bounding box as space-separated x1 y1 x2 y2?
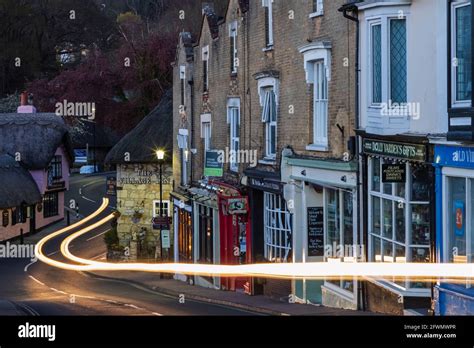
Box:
116 163 173 260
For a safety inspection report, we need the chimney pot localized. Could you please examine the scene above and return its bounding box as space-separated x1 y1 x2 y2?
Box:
17 91 37 114
20 92 28 106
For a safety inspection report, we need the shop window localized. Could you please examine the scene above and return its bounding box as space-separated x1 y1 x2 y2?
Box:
198 205 214 264
451 1 472 107
369 158 431 291
325 188 356 296
153 200 170 218
264 192 292 262
178 209 193 262
43 192 59 218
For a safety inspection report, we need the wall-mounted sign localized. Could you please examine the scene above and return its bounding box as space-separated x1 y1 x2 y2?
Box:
382 164 406 183
227 198 248 215
119 164 172 186
161 230 171 249
435 145 474 169
204 151 223 177
454 200 465 237
363 139 427 162
248 177 283 194
106 176 117 196
152 216 172 230
307 207 324 257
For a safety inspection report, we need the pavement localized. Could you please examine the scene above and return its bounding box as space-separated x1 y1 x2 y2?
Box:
87 270 373 316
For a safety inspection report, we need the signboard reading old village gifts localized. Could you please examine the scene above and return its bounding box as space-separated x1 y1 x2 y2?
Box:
363 139 427 162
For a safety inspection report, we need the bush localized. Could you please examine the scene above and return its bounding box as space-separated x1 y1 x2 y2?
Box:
104 227 121 251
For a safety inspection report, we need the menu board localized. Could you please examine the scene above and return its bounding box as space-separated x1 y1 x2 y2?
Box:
307 207 324 257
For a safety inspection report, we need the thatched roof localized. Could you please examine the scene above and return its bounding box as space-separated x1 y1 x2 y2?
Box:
0 113 74 170
0 155 41 209
105 90 172 165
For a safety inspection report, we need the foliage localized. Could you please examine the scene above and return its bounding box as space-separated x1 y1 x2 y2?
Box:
104 227 121 251
0 92 20 113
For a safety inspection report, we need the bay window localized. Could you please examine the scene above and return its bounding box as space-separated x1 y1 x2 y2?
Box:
371 22 382 104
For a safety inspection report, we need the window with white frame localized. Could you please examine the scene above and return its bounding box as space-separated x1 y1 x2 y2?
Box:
177 129 188 186
202 46 209 92
368 16 407 106
451 1 472 107
200 114 212 152
443 172 474 288
369 157 431 291
180 65 186 107
324 188 356 296
153 200 171 218
262 0 274 48
300 43 331 150
229 21 238 74
264 192 292 262
261 87 277 159
311 0 324 17
227 98 240 172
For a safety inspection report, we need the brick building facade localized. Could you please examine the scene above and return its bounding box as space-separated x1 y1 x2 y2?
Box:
171 0 359 308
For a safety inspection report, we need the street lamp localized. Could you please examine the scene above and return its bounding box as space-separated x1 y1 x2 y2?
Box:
156 149 165 263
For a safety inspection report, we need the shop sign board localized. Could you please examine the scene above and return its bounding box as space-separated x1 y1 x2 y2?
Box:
307 207 324 257
363 139 426 162
204 151 224 177
382 164 406 183
161 230 171 249
227 198 248 214
435 145 474 169
248 177 283 194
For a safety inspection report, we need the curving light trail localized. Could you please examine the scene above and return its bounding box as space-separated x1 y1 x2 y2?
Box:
35 198 474 282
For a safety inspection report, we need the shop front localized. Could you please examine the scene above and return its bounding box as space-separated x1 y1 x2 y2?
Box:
171 190 193 283
281 151 359 310
433 144 474 315
361 135 434 314
243 167 292 299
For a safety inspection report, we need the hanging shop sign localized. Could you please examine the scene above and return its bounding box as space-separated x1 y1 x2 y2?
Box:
382 164 407 183
204 151 224 177
435 145 474 169
106 176 117 196
363 139 427 162
307 207 324 257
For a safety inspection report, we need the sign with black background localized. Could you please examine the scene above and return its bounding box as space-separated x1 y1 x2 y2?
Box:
307 207 324 257
382 164 406 183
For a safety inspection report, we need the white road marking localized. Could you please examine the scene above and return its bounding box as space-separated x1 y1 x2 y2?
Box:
24 259 37 272
28 275 45 286
124 304 141 310
92 253 107 260
106 299 118 304
47 250 59 256
81 196 96 203
50 288 68 295
86 231 107 241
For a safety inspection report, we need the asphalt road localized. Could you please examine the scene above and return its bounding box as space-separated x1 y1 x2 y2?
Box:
0 173 259 316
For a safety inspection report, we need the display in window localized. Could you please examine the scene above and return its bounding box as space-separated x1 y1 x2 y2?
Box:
411 205 430 245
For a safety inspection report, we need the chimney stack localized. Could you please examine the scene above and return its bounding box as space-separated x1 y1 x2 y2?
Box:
17 91 37 114
202 2 214 15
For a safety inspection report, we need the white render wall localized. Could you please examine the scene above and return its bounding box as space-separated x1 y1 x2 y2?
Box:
358 0 448 135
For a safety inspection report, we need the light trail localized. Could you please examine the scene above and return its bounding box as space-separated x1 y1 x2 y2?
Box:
36 198 474 282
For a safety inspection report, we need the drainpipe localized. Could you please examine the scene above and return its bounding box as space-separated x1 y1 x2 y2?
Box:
189 79 195 185
339 1 364 311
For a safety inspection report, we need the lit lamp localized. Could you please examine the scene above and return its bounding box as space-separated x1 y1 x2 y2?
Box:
156 149 165 264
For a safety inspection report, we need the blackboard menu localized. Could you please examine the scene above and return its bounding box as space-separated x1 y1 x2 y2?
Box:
307 207 324 257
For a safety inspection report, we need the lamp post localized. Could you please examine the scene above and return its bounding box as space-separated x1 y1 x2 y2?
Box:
156 150 165 263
